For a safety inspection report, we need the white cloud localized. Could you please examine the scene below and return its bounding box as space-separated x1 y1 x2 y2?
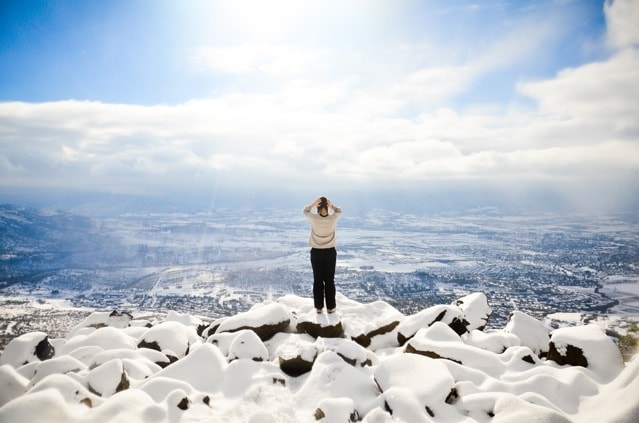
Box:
518 49 639 132
605 0 639 49
1 1 638 209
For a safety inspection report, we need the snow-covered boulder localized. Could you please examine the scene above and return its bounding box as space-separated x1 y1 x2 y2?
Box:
396 304 468 345
29 373 102 408
29 355 86 387
340 299 404 349
548 324 624 381
375 353 455 422
89 348 169 373
0 331 55 367
463 329 520 354
148 343 227 394
405 322 505 375
165 310 204 327
215 302 291 341
0 364 29 407
206 331 240 355
317 337 378 367
295 351 380 419
271 333 319 377
453 292 492 331
227 329 269 362
66 345 104 366
504 310 550 356
86 358 130 397
137 321 200 359
60 326 137 355
68 310 132 337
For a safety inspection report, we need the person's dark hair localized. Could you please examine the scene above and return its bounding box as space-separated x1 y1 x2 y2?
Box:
318 196 328 216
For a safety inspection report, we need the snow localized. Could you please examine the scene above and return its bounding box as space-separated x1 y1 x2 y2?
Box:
0 293 638 422
504 310 550 356
549 324 624 382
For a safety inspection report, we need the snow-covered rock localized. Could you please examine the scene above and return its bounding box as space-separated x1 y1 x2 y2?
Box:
61 326 137 355
86 358 130 397
0 365 29 407
548 324 624 382
29 355 86 386
504 310 550 356
227 329 269 362
137 320 199 359
406 322 505 375
330 295 404 349
463 329 520 354
453 292 492 331
0 331 55 367
375 353 455 420
148 343 227 393
272 333 319 377
215 302 291 341
68 310 132 337
396 304 468 345
316 337 378 367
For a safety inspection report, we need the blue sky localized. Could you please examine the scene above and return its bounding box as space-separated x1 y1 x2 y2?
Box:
1 0 638 213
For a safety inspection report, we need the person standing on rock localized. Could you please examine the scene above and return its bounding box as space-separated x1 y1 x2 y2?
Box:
303 196 342 314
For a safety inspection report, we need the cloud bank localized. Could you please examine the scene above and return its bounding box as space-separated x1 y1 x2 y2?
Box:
1 0 638 212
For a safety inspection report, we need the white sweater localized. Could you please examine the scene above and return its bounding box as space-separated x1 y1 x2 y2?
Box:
303 206 342 249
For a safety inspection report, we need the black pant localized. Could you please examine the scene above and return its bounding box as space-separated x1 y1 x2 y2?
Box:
310 247 337 309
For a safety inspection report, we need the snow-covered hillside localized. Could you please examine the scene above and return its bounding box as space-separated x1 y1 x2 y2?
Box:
0 292 637 422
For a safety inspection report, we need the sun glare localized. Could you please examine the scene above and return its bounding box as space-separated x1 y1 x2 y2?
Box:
215 0 309 41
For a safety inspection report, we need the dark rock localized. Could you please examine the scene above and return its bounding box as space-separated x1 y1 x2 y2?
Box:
215 303 291 341
426 406 434 417
405 343 463 365
448 317 470 336
115 370 129 393
138 339 161 352
35 336 55 361
351 321 400 348
547 342 588 368
220 320 291 341
279 355 315 377
196 323 209 337
296 320 343 338
177 397 190 410
445 388 459 405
